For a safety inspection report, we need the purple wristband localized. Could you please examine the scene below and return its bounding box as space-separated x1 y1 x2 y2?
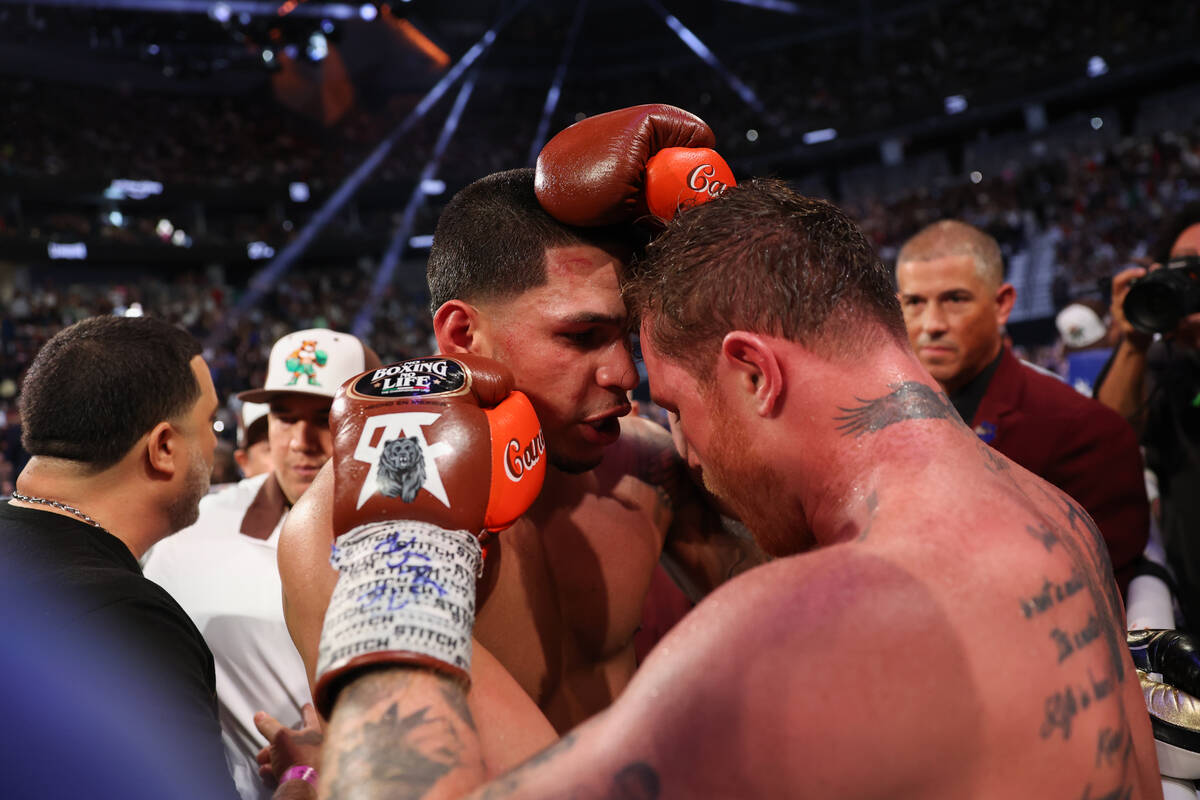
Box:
281 765 318 786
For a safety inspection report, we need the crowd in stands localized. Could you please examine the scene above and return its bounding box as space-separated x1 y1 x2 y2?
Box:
5 109 1200 493
0 259 435 493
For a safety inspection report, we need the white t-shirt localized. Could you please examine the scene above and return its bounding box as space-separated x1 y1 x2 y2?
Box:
144 473 312 800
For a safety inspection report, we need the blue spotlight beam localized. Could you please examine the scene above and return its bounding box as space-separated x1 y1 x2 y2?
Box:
717 0 836 17
527 0 589 166
205 1 527 351
642 0 777 125
352 67 480 339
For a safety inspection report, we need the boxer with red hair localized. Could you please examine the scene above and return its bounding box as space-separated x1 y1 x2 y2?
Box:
283 178 1160 800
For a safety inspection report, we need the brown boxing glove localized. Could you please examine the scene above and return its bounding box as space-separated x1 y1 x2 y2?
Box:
313 354 546 716
534 103 735 227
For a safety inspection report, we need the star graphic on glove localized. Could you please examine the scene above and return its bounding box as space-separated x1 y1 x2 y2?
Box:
352 412 453 510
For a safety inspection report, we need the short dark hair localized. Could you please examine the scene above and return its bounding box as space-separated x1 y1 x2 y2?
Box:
21 316 203 469
427 168 636 312
626 178 906 375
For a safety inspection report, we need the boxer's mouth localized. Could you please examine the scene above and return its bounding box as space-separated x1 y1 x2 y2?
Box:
581 405 631 442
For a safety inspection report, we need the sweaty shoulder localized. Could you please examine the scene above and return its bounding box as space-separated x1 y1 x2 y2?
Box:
613 550 983 797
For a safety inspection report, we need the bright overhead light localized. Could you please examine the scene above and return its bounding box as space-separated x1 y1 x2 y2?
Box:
802 128 837 145
944 95 967 115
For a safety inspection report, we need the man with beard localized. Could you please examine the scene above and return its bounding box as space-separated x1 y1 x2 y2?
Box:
145 328 377 800
0 315 237 797
278 179 1160 800
273 107 761 779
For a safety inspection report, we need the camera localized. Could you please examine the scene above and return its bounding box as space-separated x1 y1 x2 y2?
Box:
1123 255 1200 335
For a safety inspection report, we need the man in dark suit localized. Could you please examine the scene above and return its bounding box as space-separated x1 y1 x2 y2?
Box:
896 220 1149 594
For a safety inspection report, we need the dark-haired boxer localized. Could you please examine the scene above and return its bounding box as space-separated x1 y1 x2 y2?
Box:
288 178 1161 800
274 106 762 777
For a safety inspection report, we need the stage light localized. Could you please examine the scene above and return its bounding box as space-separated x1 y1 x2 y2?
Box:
969 171 983 184
306 32 328 61
48 243 87 260
359 3 377 20
1091 116 1103 130
212 419 226 433
107 211 124 226
147 43 159 55
156 218 174 238
1087 56 1108 78
289 182 311 202
409 234 434 249
944 95 967 115
321 19 335 33
210 2 232 23
124 303 144 318
248 241 276 260
420 179 445 196
262 48 275 63
746 129 759 142
802 128 836 145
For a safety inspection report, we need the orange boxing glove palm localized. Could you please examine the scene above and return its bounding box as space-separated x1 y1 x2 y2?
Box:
314 355 545 716
535 103 735 227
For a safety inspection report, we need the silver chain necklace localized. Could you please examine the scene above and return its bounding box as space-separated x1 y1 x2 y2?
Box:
11 491 111 534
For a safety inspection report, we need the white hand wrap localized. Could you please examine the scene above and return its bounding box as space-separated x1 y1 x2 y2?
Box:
317 520 483 686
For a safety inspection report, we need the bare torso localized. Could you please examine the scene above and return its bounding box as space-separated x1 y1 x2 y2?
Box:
474 452 666 730
278 416 677 766
586 436 1162 798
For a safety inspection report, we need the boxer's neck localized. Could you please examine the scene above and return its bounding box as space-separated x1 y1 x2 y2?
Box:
772 346 972 549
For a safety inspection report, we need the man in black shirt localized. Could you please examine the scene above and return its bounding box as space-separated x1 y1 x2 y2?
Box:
0 315 237 797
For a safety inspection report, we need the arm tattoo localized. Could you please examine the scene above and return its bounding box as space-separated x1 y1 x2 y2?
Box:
607 763 661 800
834 382 961 438
472 733 662 800
325 670 478 800
329 703 464 799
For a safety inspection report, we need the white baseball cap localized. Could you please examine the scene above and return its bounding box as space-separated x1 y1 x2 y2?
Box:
237 401 269 448
1055 304 1107 349
238 328 373 403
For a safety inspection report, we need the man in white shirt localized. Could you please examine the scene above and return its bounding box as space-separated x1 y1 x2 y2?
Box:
144 328 379 800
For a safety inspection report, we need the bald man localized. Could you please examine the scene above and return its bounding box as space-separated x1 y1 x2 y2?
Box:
895 220 1149 595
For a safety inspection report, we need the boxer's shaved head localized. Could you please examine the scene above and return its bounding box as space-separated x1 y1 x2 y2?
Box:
627 178 905 376
428 168 636 312
896 219 1005 287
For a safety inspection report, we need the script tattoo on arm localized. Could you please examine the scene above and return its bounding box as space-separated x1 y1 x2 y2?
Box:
1006 479 1137 799
834 382 962 437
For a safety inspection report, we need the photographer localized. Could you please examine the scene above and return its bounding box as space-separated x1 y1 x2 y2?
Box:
1096 202 1200 629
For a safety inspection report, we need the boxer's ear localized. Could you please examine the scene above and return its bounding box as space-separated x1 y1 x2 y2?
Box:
433 300 488 355
720 332 783 418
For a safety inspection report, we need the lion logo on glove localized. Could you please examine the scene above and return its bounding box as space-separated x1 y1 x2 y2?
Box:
377 436 427 503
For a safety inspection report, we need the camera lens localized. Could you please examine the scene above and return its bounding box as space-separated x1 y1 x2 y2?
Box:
1125 279 1184 335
